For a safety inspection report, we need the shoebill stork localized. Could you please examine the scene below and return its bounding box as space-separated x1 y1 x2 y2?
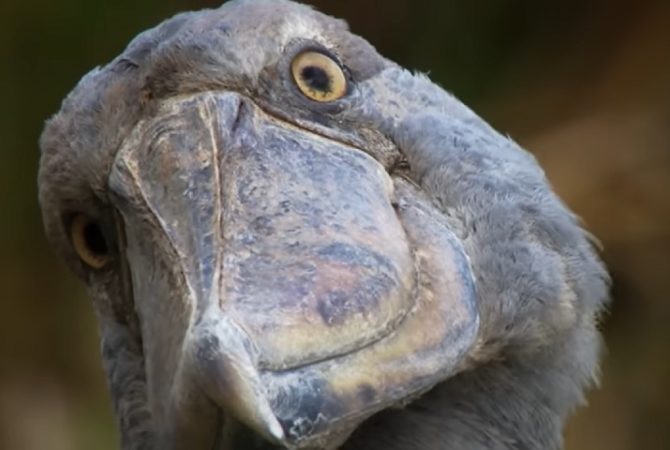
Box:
37 1 609 449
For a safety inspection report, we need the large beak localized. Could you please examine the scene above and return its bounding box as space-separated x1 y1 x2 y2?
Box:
108 92 478 449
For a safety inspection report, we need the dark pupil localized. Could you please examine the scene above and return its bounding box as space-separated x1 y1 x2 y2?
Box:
84 222 108 255
301 66 331 93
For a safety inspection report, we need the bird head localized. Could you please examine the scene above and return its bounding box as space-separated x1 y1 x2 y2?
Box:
38 1 608 449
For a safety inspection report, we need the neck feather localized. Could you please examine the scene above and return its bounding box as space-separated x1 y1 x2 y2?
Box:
342 324 601 450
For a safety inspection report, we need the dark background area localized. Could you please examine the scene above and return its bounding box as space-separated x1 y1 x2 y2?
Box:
1 1 668 449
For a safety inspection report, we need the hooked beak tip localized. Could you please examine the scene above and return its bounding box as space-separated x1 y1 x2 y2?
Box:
266 416 286 442
192 317 286 443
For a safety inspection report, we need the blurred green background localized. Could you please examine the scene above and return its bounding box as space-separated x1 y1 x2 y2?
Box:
1 0 668 449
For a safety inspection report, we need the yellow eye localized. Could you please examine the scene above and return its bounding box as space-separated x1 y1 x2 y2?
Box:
70 214 110 269
291 51 347 102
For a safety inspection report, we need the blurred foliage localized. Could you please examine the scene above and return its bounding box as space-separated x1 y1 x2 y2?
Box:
0 0 668 449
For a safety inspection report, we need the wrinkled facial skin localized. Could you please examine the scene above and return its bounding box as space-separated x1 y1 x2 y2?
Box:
38 1 608 450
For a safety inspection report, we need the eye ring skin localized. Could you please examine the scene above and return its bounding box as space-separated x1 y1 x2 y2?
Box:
251 40 361 123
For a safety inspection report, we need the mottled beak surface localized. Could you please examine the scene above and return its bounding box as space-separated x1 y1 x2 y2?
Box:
108 92 478 449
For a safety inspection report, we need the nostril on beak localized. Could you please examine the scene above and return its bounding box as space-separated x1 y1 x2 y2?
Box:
230 96 250 135
192 316 285 444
